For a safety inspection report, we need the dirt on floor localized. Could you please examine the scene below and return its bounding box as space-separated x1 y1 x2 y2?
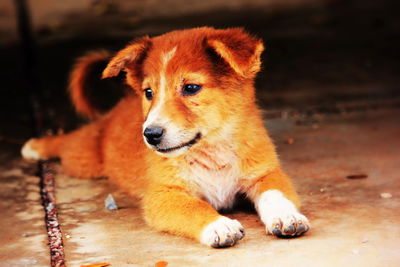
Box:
1 108 399 267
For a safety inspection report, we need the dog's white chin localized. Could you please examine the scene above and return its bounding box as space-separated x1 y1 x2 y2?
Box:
143 139 191 157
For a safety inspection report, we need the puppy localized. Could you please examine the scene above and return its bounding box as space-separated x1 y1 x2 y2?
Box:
21 27 310 247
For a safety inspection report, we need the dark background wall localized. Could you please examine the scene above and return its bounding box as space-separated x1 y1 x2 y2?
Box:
0 0 399 144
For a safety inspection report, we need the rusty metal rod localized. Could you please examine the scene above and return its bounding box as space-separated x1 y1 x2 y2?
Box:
39 160 66 267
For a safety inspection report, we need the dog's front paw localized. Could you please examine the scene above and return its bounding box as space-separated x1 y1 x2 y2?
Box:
21 138 41 160
265 210 310 237
200 216 245 248
257 190 310 237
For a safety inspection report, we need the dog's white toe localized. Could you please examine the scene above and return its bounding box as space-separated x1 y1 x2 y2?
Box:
21 139 41 160
265 210 310 237
200 216 245 248
257 190 310 237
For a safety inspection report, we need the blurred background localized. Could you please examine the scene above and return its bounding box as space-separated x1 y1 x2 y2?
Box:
0 0 399 155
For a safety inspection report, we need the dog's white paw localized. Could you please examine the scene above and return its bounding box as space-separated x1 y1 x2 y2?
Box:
264 209 310 237
200 216 245 248
21 139 41 160
257 190 310 237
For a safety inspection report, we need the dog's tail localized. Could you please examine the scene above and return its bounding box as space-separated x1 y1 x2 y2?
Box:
69 50 109 119
69 50 126 120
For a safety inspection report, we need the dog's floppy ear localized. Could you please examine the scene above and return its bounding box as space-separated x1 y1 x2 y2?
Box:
206 28 264 79
102 36 152 79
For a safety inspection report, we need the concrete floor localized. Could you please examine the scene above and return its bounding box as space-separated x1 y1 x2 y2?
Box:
1 108 399 267
0 165 49 266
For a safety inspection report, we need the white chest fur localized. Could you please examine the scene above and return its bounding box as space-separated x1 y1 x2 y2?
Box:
178 143 242 210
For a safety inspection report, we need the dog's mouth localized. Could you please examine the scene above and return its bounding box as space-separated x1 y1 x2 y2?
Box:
156 132 202 153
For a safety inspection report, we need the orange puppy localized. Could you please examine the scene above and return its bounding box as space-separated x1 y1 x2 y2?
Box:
22 27 310 247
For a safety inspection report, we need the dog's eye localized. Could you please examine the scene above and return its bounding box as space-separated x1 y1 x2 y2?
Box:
144 88 153 100
182 84 202 96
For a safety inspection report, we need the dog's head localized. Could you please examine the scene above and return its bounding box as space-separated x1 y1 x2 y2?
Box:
102 27 264 157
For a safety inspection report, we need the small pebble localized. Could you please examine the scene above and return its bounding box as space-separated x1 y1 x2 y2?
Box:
380 192 392 199
320 188 326 192
361 237 369 243
285 138 295 145
65 234 71 239
105 194 118 210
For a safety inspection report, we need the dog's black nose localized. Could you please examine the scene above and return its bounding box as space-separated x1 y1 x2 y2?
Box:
143 126 164 146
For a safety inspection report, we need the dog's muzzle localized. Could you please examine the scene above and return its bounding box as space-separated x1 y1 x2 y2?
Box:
143 126 202 154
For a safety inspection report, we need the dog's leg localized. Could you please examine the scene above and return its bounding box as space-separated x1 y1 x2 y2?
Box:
249 167 310 237
22 135 63 161
143 185 245 248
21 123 104 178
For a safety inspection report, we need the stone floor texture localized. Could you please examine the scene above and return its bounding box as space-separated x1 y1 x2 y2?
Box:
0 163 49 266
1 108 399 266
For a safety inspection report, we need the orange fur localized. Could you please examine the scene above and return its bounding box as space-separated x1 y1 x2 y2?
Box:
22 27 309 247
